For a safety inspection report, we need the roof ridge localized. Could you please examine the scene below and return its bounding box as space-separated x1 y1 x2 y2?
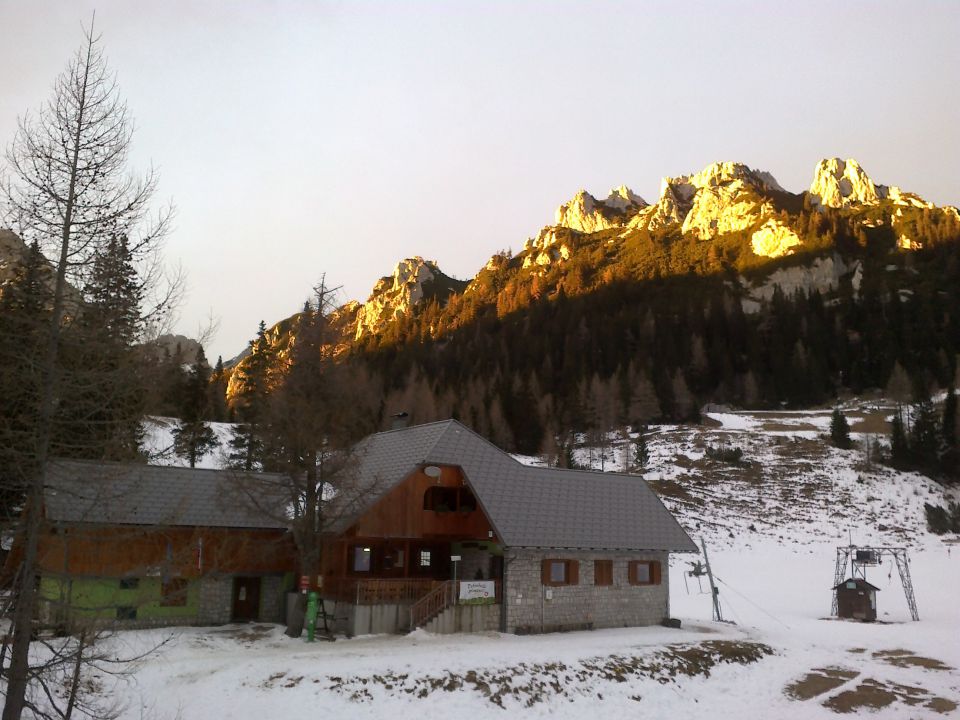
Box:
48 457 289 479
366 418 457 440
429 420 525 468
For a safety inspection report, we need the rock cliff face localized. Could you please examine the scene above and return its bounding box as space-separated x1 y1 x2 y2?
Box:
353 257 465 340
741 254 858 313
631 161 783 239
554 186 647 233
521 227 574 269
0 229 31 287
224 156 959 372
751 220 802 258
808 158 886 208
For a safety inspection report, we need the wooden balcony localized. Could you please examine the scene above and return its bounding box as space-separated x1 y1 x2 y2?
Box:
322 577 442 605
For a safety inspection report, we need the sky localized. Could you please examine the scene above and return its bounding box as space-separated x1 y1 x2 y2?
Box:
1 1 959 361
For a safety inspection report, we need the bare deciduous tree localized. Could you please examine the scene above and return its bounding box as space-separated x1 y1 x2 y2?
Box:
1 19 175 720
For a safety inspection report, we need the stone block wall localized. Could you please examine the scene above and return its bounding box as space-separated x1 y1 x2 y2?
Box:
503 549 669 633
259 574 284 623
197 575 233 624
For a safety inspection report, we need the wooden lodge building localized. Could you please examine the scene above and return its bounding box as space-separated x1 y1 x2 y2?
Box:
22 420 695 635
33 460 296 628
319 420 697 635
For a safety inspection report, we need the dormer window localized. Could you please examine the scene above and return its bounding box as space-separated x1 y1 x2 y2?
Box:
423 486 476 513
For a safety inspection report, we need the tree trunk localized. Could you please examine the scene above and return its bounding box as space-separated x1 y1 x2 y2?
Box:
2 30 92 720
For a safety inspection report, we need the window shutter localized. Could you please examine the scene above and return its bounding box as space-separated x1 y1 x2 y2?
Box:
627 561 636 585
541 559 551 585
568 560 579 585
651 561 662 585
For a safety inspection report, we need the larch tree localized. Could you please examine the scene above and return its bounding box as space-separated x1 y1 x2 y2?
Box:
0 21 174 720
232 280 380 581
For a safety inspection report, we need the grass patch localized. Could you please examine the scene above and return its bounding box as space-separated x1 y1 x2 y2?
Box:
326 640 774 708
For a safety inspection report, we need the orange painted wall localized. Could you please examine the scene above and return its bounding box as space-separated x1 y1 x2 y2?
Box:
37 525 296 578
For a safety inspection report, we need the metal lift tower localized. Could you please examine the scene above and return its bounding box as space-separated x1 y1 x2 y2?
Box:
831 544 919 621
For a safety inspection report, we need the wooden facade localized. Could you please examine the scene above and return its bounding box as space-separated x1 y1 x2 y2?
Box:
320 465 500 603
834 578 879 622
37 524 296 579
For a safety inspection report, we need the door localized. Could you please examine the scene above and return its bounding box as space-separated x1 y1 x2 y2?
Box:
232 576 261 622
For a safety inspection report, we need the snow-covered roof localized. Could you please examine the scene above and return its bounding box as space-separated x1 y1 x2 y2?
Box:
44 459 290 530
334 420 697 552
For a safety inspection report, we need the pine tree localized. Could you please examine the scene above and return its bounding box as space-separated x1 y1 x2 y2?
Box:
909 392 941 473
633 425 650 471
830 407 852 449
228 321 272 470
57 235 146 460
172 347 219 467
942 386 957 448
0 242 52 518
207 355 229 422
890 407 910 469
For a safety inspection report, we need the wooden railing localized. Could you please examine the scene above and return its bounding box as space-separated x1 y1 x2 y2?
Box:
355 578 441 605
409 580 454 630
321 577 440 605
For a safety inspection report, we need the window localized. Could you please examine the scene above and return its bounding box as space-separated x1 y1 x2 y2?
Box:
423 486 457 512
594 560 613 586
382 547 405 571
628 560 661 586
458 488 477 513
541 559 579 586
119 577 139 590
419 550 432 568
160 578 188 607
116 606 137 620
423 486 476 513
352 546 372 573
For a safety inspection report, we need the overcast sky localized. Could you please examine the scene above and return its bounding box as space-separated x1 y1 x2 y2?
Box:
2 1 959 360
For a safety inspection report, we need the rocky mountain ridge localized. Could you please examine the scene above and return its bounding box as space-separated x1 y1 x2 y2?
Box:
227 157 957 372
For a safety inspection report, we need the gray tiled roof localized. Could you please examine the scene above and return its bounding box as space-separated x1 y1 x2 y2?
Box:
337 420 697 552
44 460 290 530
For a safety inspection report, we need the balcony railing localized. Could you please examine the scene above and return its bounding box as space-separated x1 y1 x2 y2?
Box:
321 577 442 605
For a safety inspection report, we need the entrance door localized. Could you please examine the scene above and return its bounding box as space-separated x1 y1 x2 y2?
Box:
489 555 504 581
232 576 261 622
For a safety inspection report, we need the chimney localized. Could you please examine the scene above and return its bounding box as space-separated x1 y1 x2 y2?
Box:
391 411 410 430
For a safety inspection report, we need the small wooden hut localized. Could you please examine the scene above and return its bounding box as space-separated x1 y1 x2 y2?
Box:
834 578 880 622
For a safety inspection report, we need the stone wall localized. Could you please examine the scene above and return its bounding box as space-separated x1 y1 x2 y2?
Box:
424 603 500 634
259 574 284 623
197 575 233 625
503 550 669 633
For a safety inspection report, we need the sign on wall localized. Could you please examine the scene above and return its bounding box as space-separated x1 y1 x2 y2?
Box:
459 580 496 605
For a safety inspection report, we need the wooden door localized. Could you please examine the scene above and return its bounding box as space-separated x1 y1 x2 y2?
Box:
232 576 261 622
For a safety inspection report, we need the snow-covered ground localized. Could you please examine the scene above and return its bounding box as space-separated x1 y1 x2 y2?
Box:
94 406 960 718
141 416 235 469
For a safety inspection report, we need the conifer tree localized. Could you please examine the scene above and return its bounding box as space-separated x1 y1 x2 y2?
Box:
228 321 272 470
633 425 650 471
0 242 52 518
57 235 146 460
207 355 229 422
909 392 941 473
172 347 218 467
830 407 852 449
890 407 910 470
942 386 957 449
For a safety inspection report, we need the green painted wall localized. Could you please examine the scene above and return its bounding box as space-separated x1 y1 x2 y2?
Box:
39 575 199 623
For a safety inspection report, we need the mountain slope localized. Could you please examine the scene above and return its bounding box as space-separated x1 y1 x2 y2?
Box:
222 157 960 453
